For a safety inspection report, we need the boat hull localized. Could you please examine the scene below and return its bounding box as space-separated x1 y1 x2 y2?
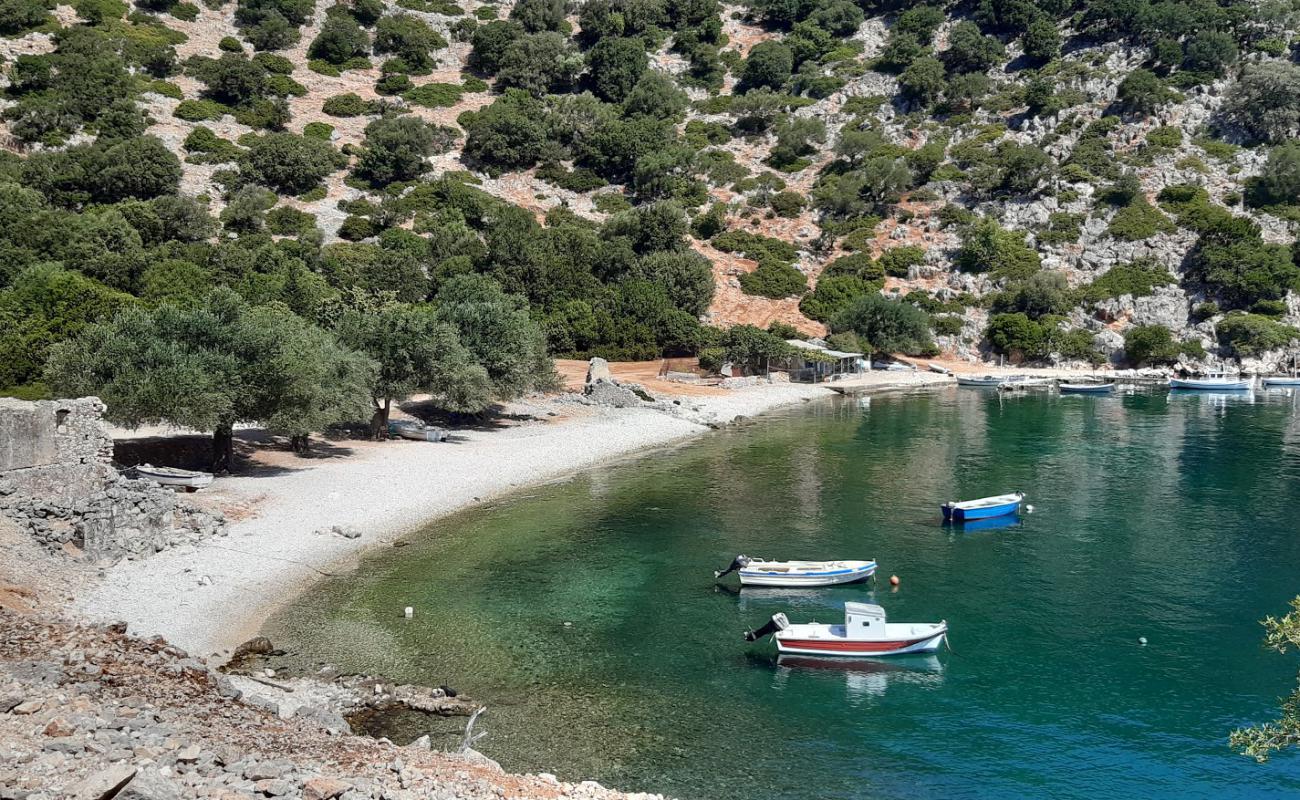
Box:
737 562 876 587
775 626 947 657
1263 377 1300 387
1169 378 1251 390
1060 383 1115 394
941 495 1022 521
134 467 213 489
956 376 1003 387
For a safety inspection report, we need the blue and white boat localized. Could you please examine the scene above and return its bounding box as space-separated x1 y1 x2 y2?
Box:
715 555 877 587
1263 376 1300 387
941 492 1024 522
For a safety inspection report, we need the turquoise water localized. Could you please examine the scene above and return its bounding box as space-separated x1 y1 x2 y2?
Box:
268 387 1300 799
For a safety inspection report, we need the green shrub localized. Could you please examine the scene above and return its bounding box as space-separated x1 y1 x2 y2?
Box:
1217 313 1300 357
770 190 805 217
712 229 798 264
402 82 463 107
799 275 873 321
338 214 377 240
303 121 334 140
146 80 184 99
461 75 488 92
183 126 242 162
593 192 630 214
739 260 808 298
1145 126 1182 149
1192 301 1220 321
253 52 295 74
536 162 605 192
309 59 342 76
956 217 1041 281
1037 212 1084 246
174 99 230 121
1124 324 1182 365
878 245 925 277
265 205 315 235
1251 299 1288 318
1107 199 1175 241
1078 259 1173 303
298 186 327 201
932 314 964 336
322 93 370 117
833 293 936 355
219 35 243 52
265 74 307 96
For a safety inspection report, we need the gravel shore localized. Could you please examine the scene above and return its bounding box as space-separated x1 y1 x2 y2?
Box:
76 381 876 660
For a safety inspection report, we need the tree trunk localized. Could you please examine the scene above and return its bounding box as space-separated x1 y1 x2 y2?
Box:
290 434 310 454
212 423 235 474
369 397 392 441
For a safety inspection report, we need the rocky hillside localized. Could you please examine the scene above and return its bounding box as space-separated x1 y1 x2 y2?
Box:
2 0 1300 394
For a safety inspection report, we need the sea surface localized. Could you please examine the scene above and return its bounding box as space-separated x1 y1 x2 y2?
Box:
267 386 1300 799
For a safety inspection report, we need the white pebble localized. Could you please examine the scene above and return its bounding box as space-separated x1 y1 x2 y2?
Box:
403 606 413 618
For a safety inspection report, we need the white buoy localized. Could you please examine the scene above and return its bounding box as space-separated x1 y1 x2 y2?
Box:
404 606 413 619
1138 636 1147 645
1025 504 1035 514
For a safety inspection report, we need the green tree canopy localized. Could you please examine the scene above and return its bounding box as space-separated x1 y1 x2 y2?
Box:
337 302 493 435
46 289 374 470
832 293 935 355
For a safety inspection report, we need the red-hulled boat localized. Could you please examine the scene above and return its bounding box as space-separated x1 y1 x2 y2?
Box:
745 602 947 657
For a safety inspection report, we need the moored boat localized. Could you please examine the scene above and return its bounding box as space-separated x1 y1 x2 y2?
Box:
133 463 214 490
928 363 952 375
1169 375 1251 391
388 420 449 442
941 492 1023 522
744 602 947 657
1059 382 1115 394
956 375 1006 387
1262 376 1300 387
714 555 877 587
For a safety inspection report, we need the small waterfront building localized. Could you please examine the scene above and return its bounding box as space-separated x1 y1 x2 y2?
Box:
779 339 865 383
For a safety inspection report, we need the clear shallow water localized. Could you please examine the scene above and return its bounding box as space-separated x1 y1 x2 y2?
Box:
268 387 1300 799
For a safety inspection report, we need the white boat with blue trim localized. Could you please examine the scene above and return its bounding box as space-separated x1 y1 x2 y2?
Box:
714 555 877 587
1169 373 1252 391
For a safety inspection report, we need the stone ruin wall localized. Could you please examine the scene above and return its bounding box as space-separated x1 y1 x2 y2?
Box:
0 397 226 561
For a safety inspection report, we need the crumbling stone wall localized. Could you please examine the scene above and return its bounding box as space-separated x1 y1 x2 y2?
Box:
0 397 226 561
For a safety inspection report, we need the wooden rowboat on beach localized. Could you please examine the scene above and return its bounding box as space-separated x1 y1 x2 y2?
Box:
133 464 214 490
388 420 449 442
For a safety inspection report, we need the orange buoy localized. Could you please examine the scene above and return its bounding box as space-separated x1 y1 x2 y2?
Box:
889 575 900 586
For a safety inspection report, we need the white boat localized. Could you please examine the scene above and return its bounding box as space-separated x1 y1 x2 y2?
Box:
133 463 214 490
745 602 947 657
956 375 1006 387
998 377 1052 391
1059 382 1115 394
928 363 952 375
1263 376 1300 387
1169 373 1252 391
388 420 449 442
715 555 876 587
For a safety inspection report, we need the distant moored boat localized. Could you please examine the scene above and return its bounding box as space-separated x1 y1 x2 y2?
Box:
956 375 1006 387
941 492 1024 522
714 555 877 587
1059 382 1115 394
1169 374 1251 391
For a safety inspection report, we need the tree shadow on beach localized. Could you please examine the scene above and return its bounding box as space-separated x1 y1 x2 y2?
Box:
114 428 358 477
398 400 548 432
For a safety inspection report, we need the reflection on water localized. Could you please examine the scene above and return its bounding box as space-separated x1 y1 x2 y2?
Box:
268 388 1300 800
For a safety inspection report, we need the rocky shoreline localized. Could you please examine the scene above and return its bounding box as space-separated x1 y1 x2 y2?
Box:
0 613 669 800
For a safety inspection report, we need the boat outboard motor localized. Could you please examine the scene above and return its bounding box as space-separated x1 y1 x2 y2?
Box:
744 613 790 642
714 554 752 579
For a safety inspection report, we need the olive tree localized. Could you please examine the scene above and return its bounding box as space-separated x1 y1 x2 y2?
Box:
336 303 493 436
46 289 375 470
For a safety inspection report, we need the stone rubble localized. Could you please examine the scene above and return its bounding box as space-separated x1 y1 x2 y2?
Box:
0 614 670 800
